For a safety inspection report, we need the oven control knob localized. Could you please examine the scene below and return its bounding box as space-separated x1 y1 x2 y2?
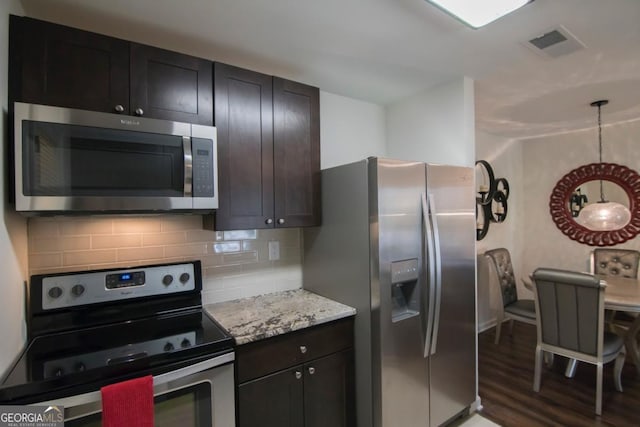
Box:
164 342 175 352
162 274 174 286
179 273 190 284
181 338 191 348
75 362 86 372
71 284 85 297
48 286 63 299
53 367 64 377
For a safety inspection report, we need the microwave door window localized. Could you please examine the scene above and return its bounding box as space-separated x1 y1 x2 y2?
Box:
23 121 184 197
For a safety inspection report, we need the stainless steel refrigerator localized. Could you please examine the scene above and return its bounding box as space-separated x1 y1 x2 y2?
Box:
303 157 476 427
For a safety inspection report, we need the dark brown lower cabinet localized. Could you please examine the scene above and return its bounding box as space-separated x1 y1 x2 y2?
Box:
236 319 355 427
303 350 354 427
239 367 304 427
238 350 354 427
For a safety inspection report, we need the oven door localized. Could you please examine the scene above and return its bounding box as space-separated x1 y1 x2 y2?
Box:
35 352 235 427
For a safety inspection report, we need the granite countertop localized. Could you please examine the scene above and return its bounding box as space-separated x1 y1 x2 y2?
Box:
205 289 356 345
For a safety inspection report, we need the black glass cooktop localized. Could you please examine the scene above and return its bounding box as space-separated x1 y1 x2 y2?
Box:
0 309 233 404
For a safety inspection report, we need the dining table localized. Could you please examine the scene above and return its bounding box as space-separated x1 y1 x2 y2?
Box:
599 275 640 376
524 274 640 376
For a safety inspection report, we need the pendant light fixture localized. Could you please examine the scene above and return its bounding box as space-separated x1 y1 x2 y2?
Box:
576 100 631 231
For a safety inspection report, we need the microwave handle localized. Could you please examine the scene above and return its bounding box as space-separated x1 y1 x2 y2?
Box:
183 136 193 197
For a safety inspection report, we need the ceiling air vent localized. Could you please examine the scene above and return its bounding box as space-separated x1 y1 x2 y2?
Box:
523 26 585 58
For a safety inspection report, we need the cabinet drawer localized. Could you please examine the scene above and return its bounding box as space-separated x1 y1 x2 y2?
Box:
236 317 353 383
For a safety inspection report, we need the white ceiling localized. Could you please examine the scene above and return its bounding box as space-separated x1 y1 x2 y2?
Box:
19 0 640 140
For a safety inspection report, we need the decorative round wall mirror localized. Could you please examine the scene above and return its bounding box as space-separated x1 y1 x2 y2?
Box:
549 163 640 246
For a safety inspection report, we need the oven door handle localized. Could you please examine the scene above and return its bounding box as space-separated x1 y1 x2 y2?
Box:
35 351 234 408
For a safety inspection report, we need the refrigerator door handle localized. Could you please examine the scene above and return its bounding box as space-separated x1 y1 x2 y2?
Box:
428 193 443 356
421 193 436 358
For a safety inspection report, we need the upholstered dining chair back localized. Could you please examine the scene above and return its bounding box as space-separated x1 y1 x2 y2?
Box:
484 248 517 307
484 248 536 344
591 248 640 279
533 269 602 356
531 268 625 415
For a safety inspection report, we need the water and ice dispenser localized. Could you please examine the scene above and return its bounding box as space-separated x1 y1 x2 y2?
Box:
390 258 420 323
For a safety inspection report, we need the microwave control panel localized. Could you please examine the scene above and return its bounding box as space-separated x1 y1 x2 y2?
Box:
192 137 214 197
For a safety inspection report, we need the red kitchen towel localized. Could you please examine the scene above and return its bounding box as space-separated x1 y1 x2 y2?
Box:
101 375 154 427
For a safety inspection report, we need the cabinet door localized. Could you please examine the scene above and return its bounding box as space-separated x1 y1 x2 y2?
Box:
130 43 212 124
214 63 274 230
304 350 355 427
238 367 304 427
16 16 129 114
273 78 321 228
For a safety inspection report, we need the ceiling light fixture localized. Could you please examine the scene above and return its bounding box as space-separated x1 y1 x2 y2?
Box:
577 100 631 231
425 0 534 29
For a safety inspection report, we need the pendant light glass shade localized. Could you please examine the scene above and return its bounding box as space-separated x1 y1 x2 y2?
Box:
577 100 632 231
577 201 631 231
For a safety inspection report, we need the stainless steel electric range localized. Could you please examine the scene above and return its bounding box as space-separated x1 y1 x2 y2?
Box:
0 260 235 426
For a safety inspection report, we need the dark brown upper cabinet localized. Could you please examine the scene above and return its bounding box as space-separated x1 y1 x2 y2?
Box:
130 43 212 124
273 78 321 228
211 63 320 230
13 15 130 115
10 16 212 125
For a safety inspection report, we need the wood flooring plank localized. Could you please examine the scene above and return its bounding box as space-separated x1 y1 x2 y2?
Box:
478 323 640 427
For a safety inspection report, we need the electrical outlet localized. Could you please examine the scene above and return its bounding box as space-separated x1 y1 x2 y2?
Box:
268 241 280 261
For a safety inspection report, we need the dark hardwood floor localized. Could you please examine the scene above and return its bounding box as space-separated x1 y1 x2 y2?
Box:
478 323 640 426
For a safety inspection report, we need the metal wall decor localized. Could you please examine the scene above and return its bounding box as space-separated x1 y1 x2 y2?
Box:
476 160 510 241
549 163 640 246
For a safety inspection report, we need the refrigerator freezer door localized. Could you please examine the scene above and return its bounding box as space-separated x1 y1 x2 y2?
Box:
371 158 430 427
426 164 476 427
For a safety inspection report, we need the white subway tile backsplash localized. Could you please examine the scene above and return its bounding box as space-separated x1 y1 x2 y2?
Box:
161 215 202 231
28 216 303 303
117 246 165 262
212 242 241 253
92 234 142 249
30 253 63 269
223 251 258 265
164 243 208 258
64 249 116 266
223 230 257 240
60 219 113 236
114 218 162 234
143 232 186 246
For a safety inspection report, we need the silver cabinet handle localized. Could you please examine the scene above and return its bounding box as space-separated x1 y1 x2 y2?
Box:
277 218 285 225
114 104 124 113
308 367 315 375
295 371 302 380
265 218 273 224
299 345 307 354
135 107 144 116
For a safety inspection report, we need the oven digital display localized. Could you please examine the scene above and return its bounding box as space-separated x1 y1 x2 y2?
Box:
106 271 145 289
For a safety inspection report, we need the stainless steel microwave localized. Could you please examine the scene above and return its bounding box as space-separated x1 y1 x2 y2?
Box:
13 102 218 214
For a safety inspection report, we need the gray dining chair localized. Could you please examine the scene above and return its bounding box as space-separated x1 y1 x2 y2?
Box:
531 268 625 416
591 248 640 331
485 248 536 344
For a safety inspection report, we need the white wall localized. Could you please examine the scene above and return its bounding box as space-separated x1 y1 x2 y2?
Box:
521 119 640 276
477 118 640 330
320 91 386 169
386 77 475 167
0 0 29 374
475 131 524 331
